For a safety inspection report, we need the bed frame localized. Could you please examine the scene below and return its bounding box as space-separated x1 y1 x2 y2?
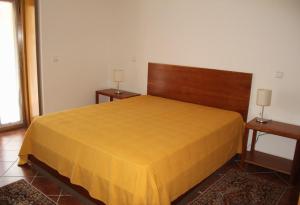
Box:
148 63 253 121
29 63 253 204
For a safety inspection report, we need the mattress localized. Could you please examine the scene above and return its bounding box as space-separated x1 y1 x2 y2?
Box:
19 95 244 205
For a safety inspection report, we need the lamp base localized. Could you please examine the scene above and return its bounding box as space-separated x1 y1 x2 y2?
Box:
256 117 270 123
115 90 122 94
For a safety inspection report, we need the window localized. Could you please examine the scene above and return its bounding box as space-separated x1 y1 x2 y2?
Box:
0 0 23 127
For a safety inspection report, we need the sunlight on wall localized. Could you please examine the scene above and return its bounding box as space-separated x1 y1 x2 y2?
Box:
0 1 22 126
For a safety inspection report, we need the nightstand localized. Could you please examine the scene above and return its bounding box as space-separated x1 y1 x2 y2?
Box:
95 89 140 104
241 118 300 184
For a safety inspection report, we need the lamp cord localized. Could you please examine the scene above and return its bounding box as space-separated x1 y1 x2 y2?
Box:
247 131 267 150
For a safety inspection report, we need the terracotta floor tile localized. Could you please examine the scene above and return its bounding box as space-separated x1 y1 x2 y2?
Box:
7 137 23 144
0 129 25 138
8 138 24 144
279 187 300 205
0 150 19 161
61 189 72 196
3 162 37 177
214 159 239 175
58 196 84 205
0 161 14 176
47 195 60 203
32 176 62 195
36 171 45 177
0 143 21 151
0 137 12 146
0 176 33 187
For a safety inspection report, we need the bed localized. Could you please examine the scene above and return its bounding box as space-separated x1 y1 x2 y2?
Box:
19 63 252 205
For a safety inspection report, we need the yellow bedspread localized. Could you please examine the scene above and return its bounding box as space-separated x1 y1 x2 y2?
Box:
19 95 244 205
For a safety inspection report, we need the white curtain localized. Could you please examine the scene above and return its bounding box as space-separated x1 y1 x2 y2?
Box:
0 1 22 126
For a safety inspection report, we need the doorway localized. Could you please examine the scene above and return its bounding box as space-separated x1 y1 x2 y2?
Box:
0 0 24 130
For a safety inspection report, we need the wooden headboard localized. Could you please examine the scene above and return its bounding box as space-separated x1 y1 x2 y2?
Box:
147 63 252 121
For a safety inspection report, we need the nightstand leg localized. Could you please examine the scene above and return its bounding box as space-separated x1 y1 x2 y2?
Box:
96 93 99 104
110 97 113 102
251 130 257 152
241 128 250 167
290 140 300 184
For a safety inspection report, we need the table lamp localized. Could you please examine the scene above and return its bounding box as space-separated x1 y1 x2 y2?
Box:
113 69 124 94
256 89 272 123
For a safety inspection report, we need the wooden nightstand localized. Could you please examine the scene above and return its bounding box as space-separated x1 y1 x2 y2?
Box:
241 118 300 184
95 89 140 104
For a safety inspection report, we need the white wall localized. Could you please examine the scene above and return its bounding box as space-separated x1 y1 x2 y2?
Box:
110 0 300 159
38 0 300 159
107 0 142 92
38 0 113 113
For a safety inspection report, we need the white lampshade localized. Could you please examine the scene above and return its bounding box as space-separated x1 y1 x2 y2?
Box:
113 69 124 82
256 89 272 106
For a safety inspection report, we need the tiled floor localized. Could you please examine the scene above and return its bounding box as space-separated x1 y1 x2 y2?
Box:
0 129 84 205
0 129 299 205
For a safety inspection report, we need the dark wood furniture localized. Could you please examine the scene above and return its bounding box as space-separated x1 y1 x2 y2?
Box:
95 88 140 104
147 63 253 121
241 118 300 184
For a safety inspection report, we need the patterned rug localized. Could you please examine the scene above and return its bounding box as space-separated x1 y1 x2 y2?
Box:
188 169 287 205
0 179 56 205
0 169 288 205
